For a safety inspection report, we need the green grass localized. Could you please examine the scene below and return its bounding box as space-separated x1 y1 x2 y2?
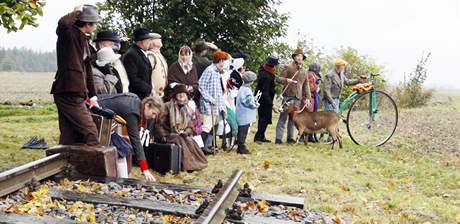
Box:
0 95 459 223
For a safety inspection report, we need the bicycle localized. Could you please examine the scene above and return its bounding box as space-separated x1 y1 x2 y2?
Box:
338 74 398 146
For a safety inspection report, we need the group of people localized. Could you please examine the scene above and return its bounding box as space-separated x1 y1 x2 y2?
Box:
50 5 363 181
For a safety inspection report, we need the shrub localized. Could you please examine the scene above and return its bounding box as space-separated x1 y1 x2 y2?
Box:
395 53 433 108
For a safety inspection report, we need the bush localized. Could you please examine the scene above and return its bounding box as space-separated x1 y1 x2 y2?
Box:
395 53 433 108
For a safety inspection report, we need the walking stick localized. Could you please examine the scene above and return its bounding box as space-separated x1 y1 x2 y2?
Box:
211 104 217 154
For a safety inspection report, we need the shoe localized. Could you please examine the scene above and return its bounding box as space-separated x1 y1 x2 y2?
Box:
261 139 271 143
275 139 283 144
287 139 296 144
237 146 250 154
202 147 214 155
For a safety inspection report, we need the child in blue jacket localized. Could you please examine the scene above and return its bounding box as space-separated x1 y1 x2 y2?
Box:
235 71 259 154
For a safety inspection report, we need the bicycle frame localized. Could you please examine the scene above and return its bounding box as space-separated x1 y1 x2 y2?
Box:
339 76 378 121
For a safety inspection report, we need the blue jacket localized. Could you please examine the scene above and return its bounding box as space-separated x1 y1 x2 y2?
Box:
236 86 259 126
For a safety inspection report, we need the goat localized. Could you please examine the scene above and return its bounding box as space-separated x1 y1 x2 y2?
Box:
283 101 343 149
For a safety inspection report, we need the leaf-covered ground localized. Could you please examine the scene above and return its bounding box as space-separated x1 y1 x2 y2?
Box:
0 73 459 223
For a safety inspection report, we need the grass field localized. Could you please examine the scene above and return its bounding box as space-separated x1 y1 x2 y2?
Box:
0 72 459 223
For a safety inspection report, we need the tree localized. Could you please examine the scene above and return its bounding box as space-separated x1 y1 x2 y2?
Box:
0 0 45 32
97 0 288 70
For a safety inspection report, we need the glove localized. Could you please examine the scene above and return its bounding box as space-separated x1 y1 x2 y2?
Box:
304 99 311 109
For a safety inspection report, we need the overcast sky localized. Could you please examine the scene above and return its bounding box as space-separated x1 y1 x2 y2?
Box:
1 0 459 89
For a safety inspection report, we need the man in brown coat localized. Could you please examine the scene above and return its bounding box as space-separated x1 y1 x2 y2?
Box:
50 5 100 145
275 48 311 144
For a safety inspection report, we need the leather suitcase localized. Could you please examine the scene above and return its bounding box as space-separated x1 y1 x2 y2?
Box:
145 143 182 175
46 145 118 177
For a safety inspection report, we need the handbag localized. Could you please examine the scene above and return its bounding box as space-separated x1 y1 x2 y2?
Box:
110 132 132 158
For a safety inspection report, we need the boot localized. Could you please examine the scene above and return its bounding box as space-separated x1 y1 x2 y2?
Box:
201 132 214 154
237 145 250 154
275 139 283 144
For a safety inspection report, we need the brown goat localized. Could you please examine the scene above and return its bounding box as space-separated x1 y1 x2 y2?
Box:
283 101 343 149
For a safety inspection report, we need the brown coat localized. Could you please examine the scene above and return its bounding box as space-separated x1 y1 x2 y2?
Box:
277 63 311 100
164 62 198 101
155 101 207 171
50 11 96 97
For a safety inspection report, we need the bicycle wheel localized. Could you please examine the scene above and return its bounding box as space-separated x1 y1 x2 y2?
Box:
346 90 398 146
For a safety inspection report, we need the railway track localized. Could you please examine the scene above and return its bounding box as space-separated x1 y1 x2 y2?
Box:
0 153 344 224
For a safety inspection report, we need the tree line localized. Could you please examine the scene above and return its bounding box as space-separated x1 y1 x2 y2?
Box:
0 47 56 72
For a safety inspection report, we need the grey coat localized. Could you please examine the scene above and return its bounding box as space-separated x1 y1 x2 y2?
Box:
92 66 119 95
323 69 358 103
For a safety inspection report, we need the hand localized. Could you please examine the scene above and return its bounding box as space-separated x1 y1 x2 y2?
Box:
304 99 311 109
89 100 99 109
209 98 216 105
143 170 156 182
74 5 83 12
186 85 193 92
331 101 337 109
287 78 298 84
120 36 130 42
206 42 219 50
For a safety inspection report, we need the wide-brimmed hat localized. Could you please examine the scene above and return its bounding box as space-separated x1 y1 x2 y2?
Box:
265 53 279 67
230 58 245 71
96 47 121 67
78 4 101 23
335 59 348 67
133 28 161 41
94 31 120 42
291 48 306 60
172 84 189 97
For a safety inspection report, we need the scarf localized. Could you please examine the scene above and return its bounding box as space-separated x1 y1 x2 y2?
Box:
262 64 276 75
168 99 191 133
179 61 193 74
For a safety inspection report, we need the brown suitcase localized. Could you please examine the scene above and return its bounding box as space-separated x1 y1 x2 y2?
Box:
46 145 118 177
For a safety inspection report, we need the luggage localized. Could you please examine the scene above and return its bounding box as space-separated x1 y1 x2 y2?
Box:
46 145 118 177
145 143 182 175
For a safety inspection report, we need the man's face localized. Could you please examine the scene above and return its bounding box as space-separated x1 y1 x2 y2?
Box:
294 54 303 64
98 41 115 50
150 39 163 50
217 60 226 70
336 65 346 73
84 23 97 34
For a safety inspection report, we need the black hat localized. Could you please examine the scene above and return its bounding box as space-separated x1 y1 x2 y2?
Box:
265 53 279 67
95 31 120 42
172 84 189 97
133 28 157 41
308 63 321 75
194 38 208 52
232 51 249 61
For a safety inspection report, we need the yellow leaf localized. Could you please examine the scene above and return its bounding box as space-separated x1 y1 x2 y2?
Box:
263 160 270 170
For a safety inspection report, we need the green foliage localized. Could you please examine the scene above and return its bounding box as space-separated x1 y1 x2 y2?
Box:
0 47 56 72
395 53 433 108
332 46 386 100
97 0 288 70
0 0 45 32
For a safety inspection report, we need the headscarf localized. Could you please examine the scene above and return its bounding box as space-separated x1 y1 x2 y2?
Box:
178 45 193 74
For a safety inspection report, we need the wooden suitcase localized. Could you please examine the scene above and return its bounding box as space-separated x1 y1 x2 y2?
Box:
145 143 182 175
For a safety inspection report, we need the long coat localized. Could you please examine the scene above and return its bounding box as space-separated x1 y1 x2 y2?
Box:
255 65 276 124
155 100 208 172
164 62 199 102
122 45 153 99
50 11 96 97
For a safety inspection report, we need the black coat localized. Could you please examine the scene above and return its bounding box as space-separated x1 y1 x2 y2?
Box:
255 66 276 124
122 45 153 99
